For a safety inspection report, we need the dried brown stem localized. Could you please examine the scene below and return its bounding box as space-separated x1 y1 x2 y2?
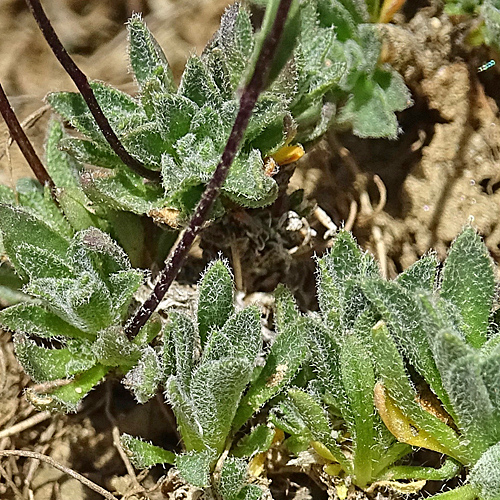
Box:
0 83 56 197
0 450 119 500
125 0 294 339
24 0 160 182
0 411 51 440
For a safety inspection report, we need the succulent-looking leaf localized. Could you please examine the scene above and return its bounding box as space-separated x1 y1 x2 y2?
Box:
123 346 162 403
432 329 499 455
317 230 378 329
120 434 175 468
191 358 253 453
232 425 275 458
46 81 146 145
45 120 80 189
197 259 234 347
94 326 141 367
15 179 73 238
169 311 198 395
440 227 495 348
176 448 217 488
301 315 344 404
25 274 114 334
371 321 468 464
362 278 449 410
374 382 455 457
25 363 109 413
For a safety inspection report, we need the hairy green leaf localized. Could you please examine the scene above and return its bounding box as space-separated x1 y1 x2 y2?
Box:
191 358 253 452
120 433 175 468
469 441 500 500
127 14 175 92
14 334 96 383
169 311 198 395
440 227 495 347
232 425 275 458
202 307 262 365
0 303 92 340
233 315 308 431
0 204 72 281
218 457 248 500
396 253 438 292
176 448 217 488
123 346 162 403
25 363 109 413
197 259 234 347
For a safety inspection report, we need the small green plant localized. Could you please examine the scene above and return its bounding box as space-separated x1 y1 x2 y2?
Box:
269 227 500 497
8 0 500 498
120 260 308 498
270 232 461 493
0 201 156 411
42 0 411 229
363 227 500 499
291 0 411 141
445 0 500 51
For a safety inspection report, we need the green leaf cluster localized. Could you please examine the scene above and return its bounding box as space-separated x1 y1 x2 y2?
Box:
0 200 157 412
122 260 308 499
273 227 500 498
291 0 412 141
271 231 415 489
47 6 291 223
445 0 500 52
44 1 411 228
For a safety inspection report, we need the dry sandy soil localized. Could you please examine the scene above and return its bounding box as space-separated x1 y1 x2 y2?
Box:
0 0 499 498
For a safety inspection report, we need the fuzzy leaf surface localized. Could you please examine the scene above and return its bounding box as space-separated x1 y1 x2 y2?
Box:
176 448 217 488
14 335 96 383
440 227 495 347
202 307 262 365
123 346 162 403
0 303 91 340
362 278 448 408
191 358 253 452
232 425 275 458
127 14 175 92
197 259 234 347
233 316 308 431
0 204 72 281
25 363 109 413
120 433 175 468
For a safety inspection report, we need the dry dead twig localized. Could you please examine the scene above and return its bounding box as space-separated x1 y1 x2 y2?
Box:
0 449 119 500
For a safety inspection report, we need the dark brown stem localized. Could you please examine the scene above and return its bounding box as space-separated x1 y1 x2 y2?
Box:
0 83 57 197
125 0 294 339
24 0 160 182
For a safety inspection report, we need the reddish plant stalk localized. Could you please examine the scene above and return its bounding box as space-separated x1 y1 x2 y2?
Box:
125 0 294 339
0 83 56 198
24 0 160 182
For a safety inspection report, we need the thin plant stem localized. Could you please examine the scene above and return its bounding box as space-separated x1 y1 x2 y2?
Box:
125 0 294 339
24 0 160 182
0 83 56 197
0 449 119 500
0 411 51 440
